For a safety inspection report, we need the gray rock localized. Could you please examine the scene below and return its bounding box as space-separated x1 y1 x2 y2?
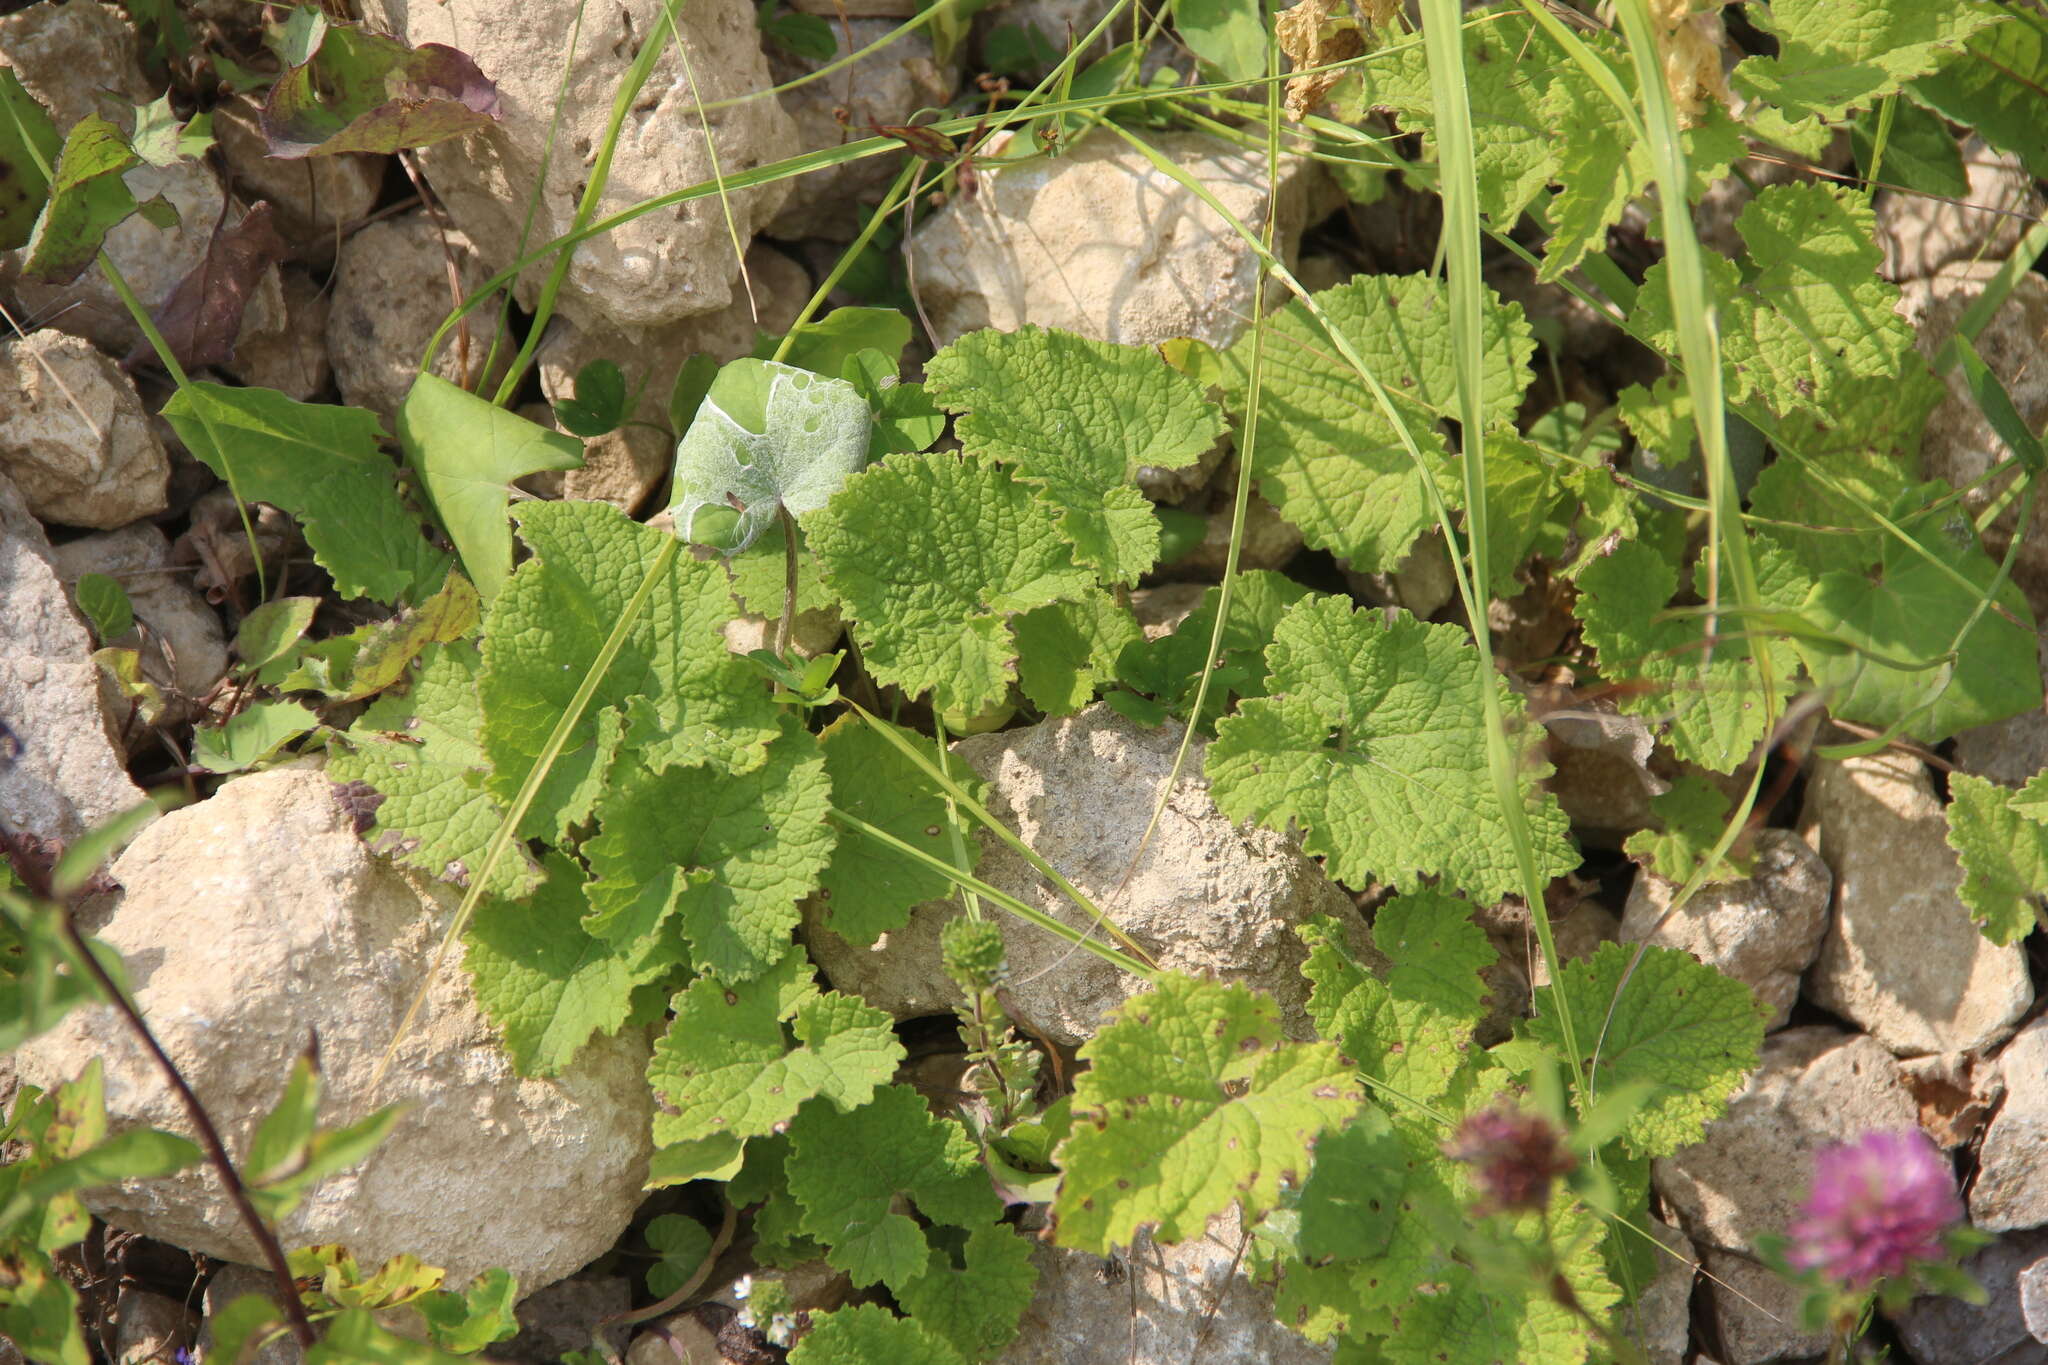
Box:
1906 266 2048 620
13 768 653 1294
52 522 228 703
908 130 1320 349
212 96 383 267
997 1206 1329 1365
527 247 809 510
0 331 169 529
1974 1017 2048 1233
498 1272 631 1362
327 211 511 424
358 0 797 332
802 703 1361 1044
1654 1027 1916 1254
0 0 154 126
1130 582 1207 640
2022 1253 2048 1344
1879 137 2045 284
1889 1227 2048 1365
115 1287 197 1365
1622 1217 1696 1365
200 1264 301 1365
7 160 228 356
768 20 958 239
1170 485 1303 578
1801 753 2032 1056
1953 633 2048 785
624 1315 722 1365
1622 829 1832 1030
0 470 149 844
1526 686 1665 843
1699 1247 1828 1365
226 265 333 403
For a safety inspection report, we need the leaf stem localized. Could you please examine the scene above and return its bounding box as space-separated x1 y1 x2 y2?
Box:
776 504 799 657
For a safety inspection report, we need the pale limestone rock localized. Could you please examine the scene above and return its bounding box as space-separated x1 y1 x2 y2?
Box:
199 1265 300 1365
327 210 511 424
1699 1248 1829 1365
768 20 957 239
0 331 169 529
52 522 228 702
1130 581 1207 639
7 160 227 355
14 769 652 1294
1801 752 2032 1055
1623 1218 1695 1365
226 265 333 402
1621 829 1832 1030
1879 137 2044 284
1170 486 1303 578
212 96 384 267
624 1315 722 1365
1973 1017 2048 1232
802 703 1362 1043
0 0 153 126
1905 265 2048 619
1889 1227 2048 1365
0 471 148 843
997 1206 1330 1365
358 0 797 332
499 1273 631 1362
908 130 1320 349
1653 1027 1916 1254
114 1287 196 1365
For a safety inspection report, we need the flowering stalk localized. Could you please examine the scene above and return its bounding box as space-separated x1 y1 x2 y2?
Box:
1761 1128 1986 1361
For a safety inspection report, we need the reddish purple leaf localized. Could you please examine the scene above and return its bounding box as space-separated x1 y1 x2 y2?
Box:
130 200 288 371
261 23 499 160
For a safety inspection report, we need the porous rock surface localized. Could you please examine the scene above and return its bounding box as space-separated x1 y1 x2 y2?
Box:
996 1206 1330 1365
6 159 228 356
212 96 384 267
1972 1017 2048 1232
0 0 155 126
1621 828 1832 1030
1800 752 2032 1056
1628 1218 1696 1365
13 768 652 1294
0 330 170 529
802 703 1362 1044
225 265 334 403
1700 1246 1829 1365
358 0 798 332
0 471 148 843
1888 1226 2048 1365
1653 1027 1916 1254
768 19 957 239
327 210 510 423
907 129 1320 349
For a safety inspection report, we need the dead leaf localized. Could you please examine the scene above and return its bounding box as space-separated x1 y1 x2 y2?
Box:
131 200 288 371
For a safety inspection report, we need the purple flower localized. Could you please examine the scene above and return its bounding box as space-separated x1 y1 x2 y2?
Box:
1787 1129 1964 1289
1442 1103 1576 1213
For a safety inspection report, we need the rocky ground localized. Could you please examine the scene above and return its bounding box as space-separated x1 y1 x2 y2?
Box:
4 1 2048 1363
